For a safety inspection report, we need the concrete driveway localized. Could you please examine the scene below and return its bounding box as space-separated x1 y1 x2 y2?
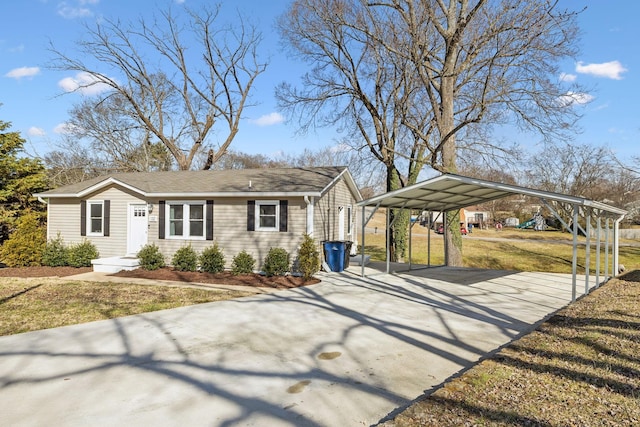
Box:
0 268 595 426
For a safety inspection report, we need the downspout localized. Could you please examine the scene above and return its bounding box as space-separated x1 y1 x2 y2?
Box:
39 197 50 240
304 196 314 236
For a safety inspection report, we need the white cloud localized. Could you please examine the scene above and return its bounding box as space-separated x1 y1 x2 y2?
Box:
558 91 594 107
559 72 577 82
251 112 284 126
576 61 627 80
5 66 40 79
28 127 46 137
58 72 111 95
53 122 80 134
9 44 25 53
57 1 96 19
330 143 351 153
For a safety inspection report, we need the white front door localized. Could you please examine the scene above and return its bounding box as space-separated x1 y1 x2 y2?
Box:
127 204 148 255
338 206 345 240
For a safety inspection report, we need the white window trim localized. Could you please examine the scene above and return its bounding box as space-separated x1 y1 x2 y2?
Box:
347 204 353 236
256 200 279 232
87 200 104 237
165 200 206 240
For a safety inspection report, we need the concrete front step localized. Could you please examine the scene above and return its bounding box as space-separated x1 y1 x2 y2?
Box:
91 256 140 273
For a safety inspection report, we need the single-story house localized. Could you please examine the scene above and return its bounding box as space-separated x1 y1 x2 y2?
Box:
35 166 362 272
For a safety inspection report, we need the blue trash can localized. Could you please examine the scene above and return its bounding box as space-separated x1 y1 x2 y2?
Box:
323 241 346 272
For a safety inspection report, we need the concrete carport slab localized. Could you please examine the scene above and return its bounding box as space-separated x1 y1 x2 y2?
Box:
0 268 596 426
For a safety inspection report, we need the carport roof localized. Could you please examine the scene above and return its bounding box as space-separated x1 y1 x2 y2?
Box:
357 173 627 217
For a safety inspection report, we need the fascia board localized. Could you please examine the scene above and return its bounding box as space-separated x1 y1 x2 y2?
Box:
146 191 322 198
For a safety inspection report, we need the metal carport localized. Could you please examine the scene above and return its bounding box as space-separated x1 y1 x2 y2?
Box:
357 173 627 301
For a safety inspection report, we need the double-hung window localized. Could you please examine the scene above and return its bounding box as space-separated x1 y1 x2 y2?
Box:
87 201 104 236
256 201 279 231
167 202 205 239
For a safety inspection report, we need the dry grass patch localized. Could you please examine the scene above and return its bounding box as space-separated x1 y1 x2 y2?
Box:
0 277 253 336
362 229 640 273
383 271 640 427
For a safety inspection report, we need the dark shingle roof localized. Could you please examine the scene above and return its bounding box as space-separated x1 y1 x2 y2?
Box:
37 166 360 199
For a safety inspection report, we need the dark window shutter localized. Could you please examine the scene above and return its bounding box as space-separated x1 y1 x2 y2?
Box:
80 200 86 236
247 200 255 231
279 200 288 232
206 200 214 240
159 200 166 239
103 200 110 237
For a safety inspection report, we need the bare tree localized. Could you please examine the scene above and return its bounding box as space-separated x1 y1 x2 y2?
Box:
49 4 267 171
277 0 582 265
62 95 173 174
524 141 629 228
277 0 435 261
44 143 104 188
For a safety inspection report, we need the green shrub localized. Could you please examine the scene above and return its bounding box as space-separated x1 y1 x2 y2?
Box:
231 250 256 275
263 247 290 276
200 243 225 273
296 234 320 280
137 244 165 271
172 245 198 272
0 212 46 267
42 232 69 267
67 240 99 267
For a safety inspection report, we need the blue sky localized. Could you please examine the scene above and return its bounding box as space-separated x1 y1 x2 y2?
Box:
1 0 638 162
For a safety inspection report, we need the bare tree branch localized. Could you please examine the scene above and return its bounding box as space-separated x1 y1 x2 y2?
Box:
48 4 267 170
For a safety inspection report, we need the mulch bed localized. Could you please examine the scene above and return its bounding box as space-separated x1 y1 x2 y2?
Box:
0 266 92 278
111 267 320 289
0 266 320 289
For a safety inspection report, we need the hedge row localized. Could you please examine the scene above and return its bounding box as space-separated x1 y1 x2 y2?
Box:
137 234 321 279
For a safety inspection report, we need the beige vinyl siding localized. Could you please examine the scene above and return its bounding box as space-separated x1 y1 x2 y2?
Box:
47 186 147 258
47 198 81 244
149 197 308 270
314 178 358 243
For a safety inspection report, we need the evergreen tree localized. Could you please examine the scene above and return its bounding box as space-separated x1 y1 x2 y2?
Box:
0 119 48 243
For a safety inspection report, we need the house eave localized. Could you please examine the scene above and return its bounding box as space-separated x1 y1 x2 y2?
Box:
146 191 323 198
36 191 324 199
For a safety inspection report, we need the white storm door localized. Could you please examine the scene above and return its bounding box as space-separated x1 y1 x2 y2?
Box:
127 204 148 255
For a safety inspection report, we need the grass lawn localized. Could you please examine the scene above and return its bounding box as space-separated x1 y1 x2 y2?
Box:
0 278 252 336
384 271 640 426
362 226 640 273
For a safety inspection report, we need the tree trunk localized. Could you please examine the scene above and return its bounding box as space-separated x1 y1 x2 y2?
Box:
386 165 409 263
441 70 463 266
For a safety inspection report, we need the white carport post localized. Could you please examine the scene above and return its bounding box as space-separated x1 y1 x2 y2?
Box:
359 203 379 277
613 216 623 276
571 204 579 302
408 216 414 271
385 207 392 274
361 206 366 277
604 218 610 280
427 211 432 267
596 216 601 287
584 209 591 295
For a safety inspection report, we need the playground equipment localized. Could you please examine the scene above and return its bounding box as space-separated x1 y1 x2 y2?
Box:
517 213 547 230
